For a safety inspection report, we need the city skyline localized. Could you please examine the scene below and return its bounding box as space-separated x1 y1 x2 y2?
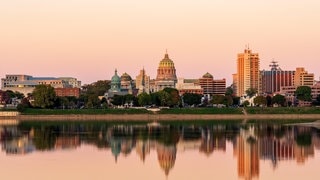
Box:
1 0 319 85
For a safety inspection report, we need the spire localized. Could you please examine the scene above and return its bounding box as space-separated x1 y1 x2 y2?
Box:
164 49 169 59
115 69 118 75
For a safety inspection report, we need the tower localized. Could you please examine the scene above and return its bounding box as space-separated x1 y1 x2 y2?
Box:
236 47 260 96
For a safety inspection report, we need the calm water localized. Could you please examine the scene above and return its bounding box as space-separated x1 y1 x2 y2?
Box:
0 120 320 180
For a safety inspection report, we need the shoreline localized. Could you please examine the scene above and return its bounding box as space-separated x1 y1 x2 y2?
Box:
13 114 320 121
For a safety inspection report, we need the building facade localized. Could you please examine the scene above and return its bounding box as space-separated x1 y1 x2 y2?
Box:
236 48 260 96
294 67 314 87
54 88 80 98
1 74 81 96
199 72 226 96
261 61 295 94
175 78 203 95
135 68 150 95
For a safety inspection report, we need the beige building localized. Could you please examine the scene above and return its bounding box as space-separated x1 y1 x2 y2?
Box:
294 67 314 87
135 68 150 95
175 78 203 95
236 48 260 96
1 74 81 96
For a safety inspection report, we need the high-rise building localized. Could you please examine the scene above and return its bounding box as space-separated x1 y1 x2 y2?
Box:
236 48 260 96
135 68 150 95
261 61 295 94
294 67 314 87
155 51 177 92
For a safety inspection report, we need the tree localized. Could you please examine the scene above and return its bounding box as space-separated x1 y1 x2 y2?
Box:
182 93 201 106
163 88 180 107
32 85 57 108
295 86 312 102
225 86 234 96
266 96 272 107
0 90 10 105
138 92 151 106
254 96 267 107
5 90 25 99
158 90 171 106
224 95 234 106
211 95 225 105
246 88 257 98
272 94 286 106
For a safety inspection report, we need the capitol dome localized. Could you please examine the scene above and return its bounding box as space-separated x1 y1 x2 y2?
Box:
156 52 177 81
159 54 175 68
121 72 132 82
202 72 213 79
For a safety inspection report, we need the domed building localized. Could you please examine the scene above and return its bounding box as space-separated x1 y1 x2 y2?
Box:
110 69 121 92
107 69 132 98
120 72 133 94
155 51 178 91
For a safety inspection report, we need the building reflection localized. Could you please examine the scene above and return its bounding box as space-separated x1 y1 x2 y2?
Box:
237 127 259 180
0 122 319 178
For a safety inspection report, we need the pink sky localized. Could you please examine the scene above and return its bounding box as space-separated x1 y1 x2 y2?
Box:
1 0 319 85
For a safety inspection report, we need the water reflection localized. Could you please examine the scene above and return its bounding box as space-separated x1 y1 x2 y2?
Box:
0 121 320 179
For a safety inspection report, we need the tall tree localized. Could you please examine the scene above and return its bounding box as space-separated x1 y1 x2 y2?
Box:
182 93 202 106
295 86 312 102
163 88 180 107
138 92 151 106
32 85 57 108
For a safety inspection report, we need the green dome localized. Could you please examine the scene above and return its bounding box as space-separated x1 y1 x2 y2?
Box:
121 72 132 81
202 72 213 78
111 69 121 83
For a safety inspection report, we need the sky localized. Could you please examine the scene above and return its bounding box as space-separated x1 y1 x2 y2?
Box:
1 0 320 85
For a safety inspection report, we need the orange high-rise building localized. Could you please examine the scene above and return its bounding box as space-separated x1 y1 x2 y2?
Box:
236 48 260 96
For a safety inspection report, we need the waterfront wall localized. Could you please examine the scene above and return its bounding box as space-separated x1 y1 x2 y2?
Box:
16 114 320 121
0 111 19 117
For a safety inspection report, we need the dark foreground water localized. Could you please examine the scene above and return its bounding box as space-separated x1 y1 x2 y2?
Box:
0 120 320 180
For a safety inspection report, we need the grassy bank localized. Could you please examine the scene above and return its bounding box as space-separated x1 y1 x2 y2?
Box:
159 108 243 114
246 107 320 114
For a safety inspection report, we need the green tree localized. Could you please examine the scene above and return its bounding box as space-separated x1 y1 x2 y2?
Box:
138 92 151 106
5 90 25 99
223 95 234 106
295 86 312 102
182 93 202 106
254 96 267 107
266 96 272 107
225 86 234 96
32 85 57 108
163 88 180 107
211 95 225 105
246 88 257 98
272 94 286 106
111 95 125 106
158 90 171 106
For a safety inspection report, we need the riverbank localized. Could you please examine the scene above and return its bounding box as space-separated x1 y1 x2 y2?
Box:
16 113 320 121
